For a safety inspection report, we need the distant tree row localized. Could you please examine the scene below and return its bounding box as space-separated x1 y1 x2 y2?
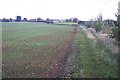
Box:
66 18 78 22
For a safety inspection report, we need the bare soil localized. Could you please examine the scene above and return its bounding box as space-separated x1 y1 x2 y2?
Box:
41 28 77 78
2 28 77 78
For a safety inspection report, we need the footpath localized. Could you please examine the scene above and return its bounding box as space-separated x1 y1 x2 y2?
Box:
81 26 118 54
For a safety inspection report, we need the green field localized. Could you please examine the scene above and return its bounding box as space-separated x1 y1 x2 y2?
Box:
54 22 78 25
2 22 118 78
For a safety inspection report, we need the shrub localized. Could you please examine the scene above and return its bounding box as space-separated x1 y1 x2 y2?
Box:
110 27 120 41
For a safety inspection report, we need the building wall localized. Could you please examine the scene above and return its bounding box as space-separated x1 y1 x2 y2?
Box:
16 16 21 22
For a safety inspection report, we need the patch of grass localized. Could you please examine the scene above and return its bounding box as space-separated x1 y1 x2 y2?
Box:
29 40 48 49
65 28 118 78
54 22 78 25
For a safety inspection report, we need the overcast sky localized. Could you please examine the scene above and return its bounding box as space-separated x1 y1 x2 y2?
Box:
0 0 119 20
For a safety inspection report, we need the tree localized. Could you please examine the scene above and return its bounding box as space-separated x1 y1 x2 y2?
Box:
73 18 78 22
95 13 104 32
2 18 10 22
110 1 120 42
117 15 120 27
37 18 41 22
114 1 120 41
23 18 27 22
66 19 71 22
2 18 6 22
45 18 53 23
10 18 12 22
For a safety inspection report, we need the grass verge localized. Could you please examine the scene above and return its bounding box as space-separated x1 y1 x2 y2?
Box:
65 28 118 78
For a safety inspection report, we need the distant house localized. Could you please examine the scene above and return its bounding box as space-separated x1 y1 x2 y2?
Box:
45 18 53 24
36 18 45 22
29 19 37 22
52 19 60 23
60 19 66 22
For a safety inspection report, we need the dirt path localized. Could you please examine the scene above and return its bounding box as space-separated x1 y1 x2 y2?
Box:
82 27 96 39
42 28 77 78
82 27 118 54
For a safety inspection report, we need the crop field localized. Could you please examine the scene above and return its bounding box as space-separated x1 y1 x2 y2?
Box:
2 22 118 78
54 22 78 25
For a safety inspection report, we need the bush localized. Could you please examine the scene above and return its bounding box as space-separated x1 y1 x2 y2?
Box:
95 21 103 32
110 27 120 41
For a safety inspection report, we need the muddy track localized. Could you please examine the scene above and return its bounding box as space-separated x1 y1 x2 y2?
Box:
42 28 77 78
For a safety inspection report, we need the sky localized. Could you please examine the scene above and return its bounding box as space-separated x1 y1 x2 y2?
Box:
0 0 119 20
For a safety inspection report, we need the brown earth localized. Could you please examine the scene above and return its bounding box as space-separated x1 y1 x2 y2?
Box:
2 28 77 78
41 28 77 78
